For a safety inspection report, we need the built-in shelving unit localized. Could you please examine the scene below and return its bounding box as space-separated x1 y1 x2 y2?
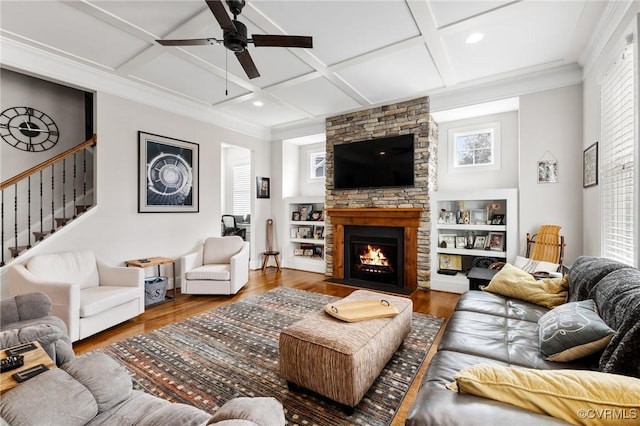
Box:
430 188 518 293
283 196 325 273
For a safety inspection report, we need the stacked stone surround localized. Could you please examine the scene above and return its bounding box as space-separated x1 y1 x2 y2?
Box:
324 96 438 289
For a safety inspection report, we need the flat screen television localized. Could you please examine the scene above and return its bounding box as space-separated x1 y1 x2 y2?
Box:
333 134 414 190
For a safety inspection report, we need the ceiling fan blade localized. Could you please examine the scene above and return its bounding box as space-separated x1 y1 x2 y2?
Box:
206 0 236 32
235 50 260 79
157 38 218 46
251 34 312 48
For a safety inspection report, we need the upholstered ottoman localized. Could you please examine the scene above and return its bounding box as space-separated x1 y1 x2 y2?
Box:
279 290 413 410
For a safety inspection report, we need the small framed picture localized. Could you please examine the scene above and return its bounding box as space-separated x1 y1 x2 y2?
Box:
470 209 488 225
290 227 298 238
438 234 456 249
487 232 505 251
297 204 313 221
443 211 456 224
313 226 324 239
455 236 467 249
292 211 300 221
473 235 487 249
310 210 323 221
583 142 598 188
256 176 270 199
491 214 505 225
297 226 311 239
538 160 559 184
439 254 462 271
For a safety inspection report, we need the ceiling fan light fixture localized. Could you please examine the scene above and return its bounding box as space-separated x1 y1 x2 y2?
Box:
465 32 484 44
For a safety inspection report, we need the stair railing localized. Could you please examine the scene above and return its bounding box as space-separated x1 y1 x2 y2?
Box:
1 135 97 266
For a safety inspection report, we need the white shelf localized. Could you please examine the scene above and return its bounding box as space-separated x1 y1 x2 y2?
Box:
430 188 518 294
283 196 326 273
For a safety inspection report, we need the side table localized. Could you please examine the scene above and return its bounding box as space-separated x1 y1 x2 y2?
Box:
1 341 55 394
125 256 177 304
466 267 499 291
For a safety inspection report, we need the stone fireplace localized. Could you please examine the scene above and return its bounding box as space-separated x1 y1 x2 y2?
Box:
325 96 438 290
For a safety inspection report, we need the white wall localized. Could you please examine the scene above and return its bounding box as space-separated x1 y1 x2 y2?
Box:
298 142 326 197
519 84 583 265
435 111 519 191
1 91 270 297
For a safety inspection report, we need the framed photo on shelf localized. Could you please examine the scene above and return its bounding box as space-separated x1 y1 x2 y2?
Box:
313 226 324 239
290 227 298 238
438 234 456 249
297 204 313 221
439 254 462 271
443 211 456 224
310 210 323 221
455 236 467 249
138 131 199 213
473 235 487 249
487 232 505 251
491 214 505 225
292 211 300 221
583 142 598 188
470 209 488 225
297 226 311 239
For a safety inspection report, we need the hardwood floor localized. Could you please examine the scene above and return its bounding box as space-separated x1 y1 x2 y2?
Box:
73 268 460 424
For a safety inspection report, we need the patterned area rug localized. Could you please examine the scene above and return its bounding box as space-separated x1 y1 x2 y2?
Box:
98 286 443 425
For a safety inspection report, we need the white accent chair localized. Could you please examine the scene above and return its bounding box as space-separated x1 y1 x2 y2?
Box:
180 236 250 295
8 250 144 342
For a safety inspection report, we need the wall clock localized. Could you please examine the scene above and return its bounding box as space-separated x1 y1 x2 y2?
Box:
0 106 60 152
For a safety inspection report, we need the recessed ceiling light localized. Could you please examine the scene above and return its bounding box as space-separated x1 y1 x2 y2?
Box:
253 100 264 107
465 32 484 44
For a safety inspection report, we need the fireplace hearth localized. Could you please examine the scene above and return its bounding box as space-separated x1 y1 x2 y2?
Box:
345 225 404 289
325 208 422 294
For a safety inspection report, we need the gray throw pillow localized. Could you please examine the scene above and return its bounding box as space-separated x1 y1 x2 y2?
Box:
538 299 615 362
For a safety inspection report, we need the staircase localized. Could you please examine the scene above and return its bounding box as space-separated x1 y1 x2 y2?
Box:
1 135 97 266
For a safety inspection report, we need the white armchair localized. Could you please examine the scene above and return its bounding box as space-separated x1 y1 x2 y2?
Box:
8 250 144 342
181 236 250 295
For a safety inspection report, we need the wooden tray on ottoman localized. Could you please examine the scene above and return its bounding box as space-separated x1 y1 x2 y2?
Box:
324 298 399 322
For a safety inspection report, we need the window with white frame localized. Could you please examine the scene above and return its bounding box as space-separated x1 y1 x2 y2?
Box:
232 164 250 216
600 39 637 267
309 151 326 180
448 122 501 173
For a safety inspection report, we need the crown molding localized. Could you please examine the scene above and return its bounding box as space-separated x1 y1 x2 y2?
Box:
0 36 270 140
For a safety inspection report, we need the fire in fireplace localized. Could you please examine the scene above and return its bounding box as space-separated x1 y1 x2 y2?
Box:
344 226 404 289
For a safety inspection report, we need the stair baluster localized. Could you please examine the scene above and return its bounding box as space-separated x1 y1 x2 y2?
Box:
73 152 77 217
50 163 55 233
1 190 4 266
39 170 43 237
27 176 31 249
13 183 18 257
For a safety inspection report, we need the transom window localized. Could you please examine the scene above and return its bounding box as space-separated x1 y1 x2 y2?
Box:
309 151 326 180
448 122 501 173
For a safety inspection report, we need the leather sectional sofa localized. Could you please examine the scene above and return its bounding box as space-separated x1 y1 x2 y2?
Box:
406 256 640 425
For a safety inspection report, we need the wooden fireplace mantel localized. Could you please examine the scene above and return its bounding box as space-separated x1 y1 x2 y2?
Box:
326 208 423 290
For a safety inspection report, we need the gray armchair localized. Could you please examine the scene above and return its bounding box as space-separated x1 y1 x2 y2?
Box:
0 292 75 366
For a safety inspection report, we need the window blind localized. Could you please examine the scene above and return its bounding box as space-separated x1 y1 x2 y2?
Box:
600 42 636 266
232 164 251 216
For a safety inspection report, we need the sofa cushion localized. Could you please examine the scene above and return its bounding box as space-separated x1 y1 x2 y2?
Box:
0 368 98 425
483 263 568 309
208 397 285 426
80 286 141 317
203 237 244 265
452 363 640 426
26 250 100 289
62 352 132 412
0 292 52 326
538 300 615 362
186 264 231 281
513 255 559 274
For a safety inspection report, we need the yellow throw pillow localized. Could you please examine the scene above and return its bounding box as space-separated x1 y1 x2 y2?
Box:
453 364 640 426
482 263 568 308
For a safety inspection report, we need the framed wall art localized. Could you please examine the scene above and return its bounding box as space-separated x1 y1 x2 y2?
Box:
583 142 598 188
138 131 199 213
487 232 505 251
439 254 462 271
537 160 559 183
257 176 270 198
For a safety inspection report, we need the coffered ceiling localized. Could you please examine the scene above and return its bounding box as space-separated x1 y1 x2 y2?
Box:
0 1 615 137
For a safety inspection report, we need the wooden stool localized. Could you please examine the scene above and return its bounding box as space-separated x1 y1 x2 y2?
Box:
262 219 281 272
262 250 281 271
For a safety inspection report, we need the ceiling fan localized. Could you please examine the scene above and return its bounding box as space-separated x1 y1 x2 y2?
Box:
156 0 313 79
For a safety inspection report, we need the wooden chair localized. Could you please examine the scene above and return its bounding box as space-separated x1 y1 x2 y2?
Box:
526 224 565 266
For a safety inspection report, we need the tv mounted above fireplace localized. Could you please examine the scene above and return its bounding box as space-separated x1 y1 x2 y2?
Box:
333 134 414 190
